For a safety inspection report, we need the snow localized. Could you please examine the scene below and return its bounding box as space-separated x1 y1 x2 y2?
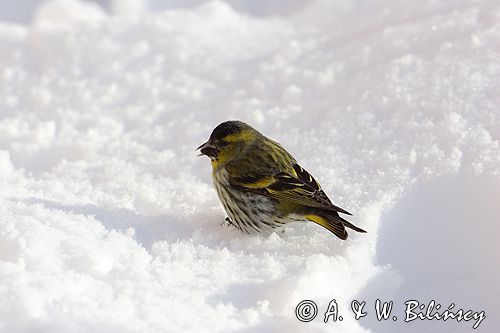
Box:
0 0 499 332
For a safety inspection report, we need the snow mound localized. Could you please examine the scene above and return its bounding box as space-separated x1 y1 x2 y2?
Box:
0 0 499 332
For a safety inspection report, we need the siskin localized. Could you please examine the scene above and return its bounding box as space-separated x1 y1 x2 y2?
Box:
197 121 366 239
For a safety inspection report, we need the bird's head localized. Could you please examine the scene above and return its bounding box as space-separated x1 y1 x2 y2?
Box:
197 120 258 168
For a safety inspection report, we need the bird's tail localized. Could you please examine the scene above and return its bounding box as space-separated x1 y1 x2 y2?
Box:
339 216 367 234
305 213 366 240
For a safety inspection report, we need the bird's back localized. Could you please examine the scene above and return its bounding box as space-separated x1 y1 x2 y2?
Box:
225 136 296 179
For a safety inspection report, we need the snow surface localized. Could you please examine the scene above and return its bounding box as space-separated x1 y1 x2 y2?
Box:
0 0 499 332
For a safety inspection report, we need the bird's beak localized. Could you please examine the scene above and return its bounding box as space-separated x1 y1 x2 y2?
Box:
196 140 219 159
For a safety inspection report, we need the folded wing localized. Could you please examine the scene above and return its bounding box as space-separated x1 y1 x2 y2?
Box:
229 163 352 215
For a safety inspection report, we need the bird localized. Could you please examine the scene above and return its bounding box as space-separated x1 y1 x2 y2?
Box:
197 120 366 239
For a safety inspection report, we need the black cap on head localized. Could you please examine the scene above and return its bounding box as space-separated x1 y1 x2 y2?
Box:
210 120 250 140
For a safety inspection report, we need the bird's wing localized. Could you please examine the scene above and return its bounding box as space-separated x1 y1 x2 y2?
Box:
229 163 352 215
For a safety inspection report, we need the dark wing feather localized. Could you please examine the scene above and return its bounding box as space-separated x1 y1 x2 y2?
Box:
291 163 344 209
229 163 352 215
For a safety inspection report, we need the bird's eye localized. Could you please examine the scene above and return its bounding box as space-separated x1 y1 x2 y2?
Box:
218 140 229 148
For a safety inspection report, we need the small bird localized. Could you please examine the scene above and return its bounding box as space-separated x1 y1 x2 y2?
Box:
197 121 366 239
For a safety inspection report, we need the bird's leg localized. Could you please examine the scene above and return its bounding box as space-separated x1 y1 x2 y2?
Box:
222 217 235 227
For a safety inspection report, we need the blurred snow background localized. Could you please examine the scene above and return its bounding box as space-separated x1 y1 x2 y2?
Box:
0 0 499 332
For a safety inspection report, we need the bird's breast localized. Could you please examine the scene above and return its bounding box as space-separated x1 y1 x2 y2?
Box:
212 168 288 234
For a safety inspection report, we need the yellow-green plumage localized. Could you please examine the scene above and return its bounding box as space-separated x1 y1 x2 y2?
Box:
197 120 366 239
